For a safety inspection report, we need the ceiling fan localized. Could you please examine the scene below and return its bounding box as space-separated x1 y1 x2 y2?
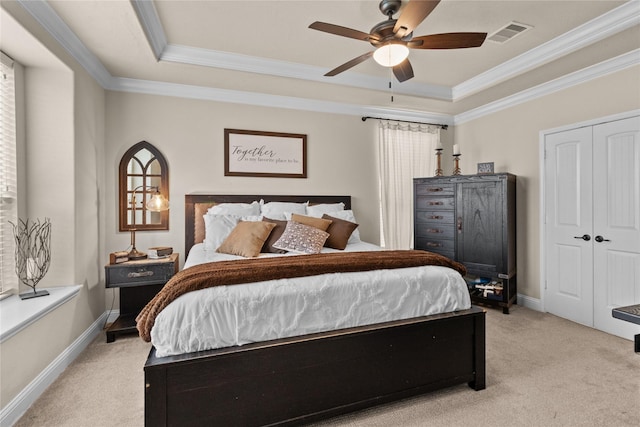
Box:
309 0 487 82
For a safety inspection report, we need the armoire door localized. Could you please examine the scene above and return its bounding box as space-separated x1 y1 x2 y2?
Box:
545 116 640 340
456 180 503 276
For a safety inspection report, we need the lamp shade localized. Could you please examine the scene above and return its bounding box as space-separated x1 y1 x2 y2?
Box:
146 190 170 212
373 43 409 67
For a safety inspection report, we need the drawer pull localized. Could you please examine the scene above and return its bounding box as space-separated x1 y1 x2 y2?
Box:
426 242 442 248
128 270 154 278
428 187 443 192
426 228 442 233
429 215 443 220
428 201 443 206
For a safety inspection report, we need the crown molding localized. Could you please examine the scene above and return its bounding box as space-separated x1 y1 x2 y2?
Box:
161 44 452 101
17 0 112 88
134 0 640 103
110 76 454 125
452 1 640 100
454 49 640 125
131 0 166 60
15 0 640 129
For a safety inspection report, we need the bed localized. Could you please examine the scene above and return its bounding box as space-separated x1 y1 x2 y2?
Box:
142 194 486 426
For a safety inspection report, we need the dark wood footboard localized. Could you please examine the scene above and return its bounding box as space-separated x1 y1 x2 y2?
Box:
144 306 485 426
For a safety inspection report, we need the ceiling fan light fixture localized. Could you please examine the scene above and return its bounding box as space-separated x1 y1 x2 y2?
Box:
373 43 409 67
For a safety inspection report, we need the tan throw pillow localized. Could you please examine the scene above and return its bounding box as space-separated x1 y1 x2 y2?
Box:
216 221 276 258
322 214 360 250
261 217 288 254
290 213 332 231
273 221 330 254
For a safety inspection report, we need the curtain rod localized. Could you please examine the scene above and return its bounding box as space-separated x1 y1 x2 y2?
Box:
361 116 448 130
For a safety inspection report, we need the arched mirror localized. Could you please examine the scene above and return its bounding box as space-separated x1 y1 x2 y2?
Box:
119 141 169 231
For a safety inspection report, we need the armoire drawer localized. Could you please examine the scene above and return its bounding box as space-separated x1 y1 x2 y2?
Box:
415 183 454 196
415 237 455 253
415 224 455 240
415 210 455 224
415 196 455 210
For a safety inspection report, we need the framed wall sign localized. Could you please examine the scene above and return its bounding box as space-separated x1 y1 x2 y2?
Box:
477 162 495 174
224 129 307 178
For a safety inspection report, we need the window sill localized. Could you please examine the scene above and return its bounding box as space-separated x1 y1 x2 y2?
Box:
0 285 82 343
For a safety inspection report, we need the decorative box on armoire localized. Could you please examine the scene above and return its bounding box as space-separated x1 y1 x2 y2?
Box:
414 173 516 313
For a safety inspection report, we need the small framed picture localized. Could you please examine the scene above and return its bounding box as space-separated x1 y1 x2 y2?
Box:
477 162 494 174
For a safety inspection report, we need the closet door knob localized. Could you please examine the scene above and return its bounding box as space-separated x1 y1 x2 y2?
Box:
595 235 610 243
574 234 591 241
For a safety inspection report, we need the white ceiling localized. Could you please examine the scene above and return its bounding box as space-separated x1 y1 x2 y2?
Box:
4 0 640 124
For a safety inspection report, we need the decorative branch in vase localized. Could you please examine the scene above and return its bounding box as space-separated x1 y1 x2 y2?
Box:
10 218 52 299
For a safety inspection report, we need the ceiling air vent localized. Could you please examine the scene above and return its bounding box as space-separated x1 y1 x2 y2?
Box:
487 21 532 43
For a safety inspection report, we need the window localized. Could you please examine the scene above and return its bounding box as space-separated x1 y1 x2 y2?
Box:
0 51 18 296
119 141 169 231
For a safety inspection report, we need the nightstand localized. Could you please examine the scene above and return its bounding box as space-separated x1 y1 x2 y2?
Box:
105 253 178 342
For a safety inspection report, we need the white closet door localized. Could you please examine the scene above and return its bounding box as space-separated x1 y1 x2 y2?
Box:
544 127 594 327
592 116 640 339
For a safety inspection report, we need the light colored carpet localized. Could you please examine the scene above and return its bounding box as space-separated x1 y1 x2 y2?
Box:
14 306 640 427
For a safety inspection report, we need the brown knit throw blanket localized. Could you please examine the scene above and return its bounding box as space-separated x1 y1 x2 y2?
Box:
136 250 466 342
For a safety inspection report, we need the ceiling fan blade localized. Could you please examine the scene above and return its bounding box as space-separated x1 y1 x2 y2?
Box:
309 22 379 42
394 0 441 38
410 32 487 49
393 58 414 82
325 51 374 77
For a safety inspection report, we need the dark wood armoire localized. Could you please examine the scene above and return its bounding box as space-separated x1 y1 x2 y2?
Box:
414 173 516 313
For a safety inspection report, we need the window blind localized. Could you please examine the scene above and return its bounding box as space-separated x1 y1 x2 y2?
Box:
0 51 18 296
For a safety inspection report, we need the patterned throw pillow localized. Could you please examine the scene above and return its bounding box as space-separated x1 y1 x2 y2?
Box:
272 221 330 254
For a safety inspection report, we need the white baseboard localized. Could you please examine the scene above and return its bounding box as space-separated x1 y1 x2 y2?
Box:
517 293 543 312
0 311 111 427
106 308 120 324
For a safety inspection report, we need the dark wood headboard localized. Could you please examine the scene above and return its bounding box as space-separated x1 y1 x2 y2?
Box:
185 194 351 257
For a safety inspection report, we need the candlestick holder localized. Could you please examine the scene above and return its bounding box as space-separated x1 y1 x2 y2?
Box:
434 148 443 176
453 154 461 175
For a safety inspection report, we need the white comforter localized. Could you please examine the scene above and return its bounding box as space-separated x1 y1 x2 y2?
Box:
150 242 471 357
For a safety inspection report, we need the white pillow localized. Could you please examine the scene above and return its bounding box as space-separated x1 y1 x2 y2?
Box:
207 201 260 216
306 202 345 218
203 214 262 250
260 201 307 220
326 210 361 243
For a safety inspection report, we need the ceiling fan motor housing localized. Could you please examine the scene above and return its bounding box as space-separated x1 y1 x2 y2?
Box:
370 19 413 47
379 0 402 17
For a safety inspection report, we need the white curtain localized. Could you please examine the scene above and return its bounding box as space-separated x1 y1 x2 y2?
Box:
378 121 440 249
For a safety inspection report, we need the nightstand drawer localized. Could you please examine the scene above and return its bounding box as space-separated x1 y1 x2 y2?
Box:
105 254 178 288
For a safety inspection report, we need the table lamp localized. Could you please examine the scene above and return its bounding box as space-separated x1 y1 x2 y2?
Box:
128 186 169 260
